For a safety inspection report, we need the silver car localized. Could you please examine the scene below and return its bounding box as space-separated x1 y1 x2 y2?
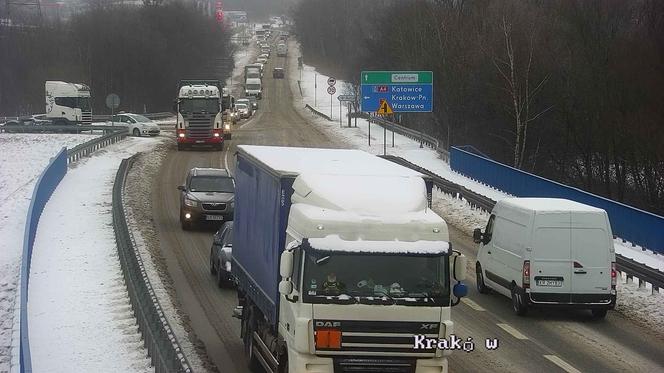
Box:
107 113 160 137
178 168 235 230
210 221 234 287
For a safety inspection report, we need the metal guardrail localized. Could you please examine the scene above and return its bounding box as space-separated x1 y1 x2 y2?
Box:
304 104 332 121
1 124 126 134
67 129 128 163
369 116 449 162
381 155 664 293
113 156 192 373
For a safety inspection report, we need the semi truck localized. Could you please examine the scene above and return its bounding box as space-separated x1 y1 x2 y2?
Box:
277 42 288 57
245 64 263 81
45 81 92 125
174 80 228 151
232 145 468 373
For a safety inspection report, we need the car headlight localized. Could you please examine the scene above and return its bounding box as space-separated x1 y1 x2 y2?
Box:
184 196 198 207
224 124 230 130
230 201 234 209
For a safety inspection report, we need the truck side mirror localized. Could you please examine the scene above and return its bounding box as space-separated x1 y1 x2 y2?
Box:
452 252 467 282
278 280 293 295
280 250 293 278
473 228 482 244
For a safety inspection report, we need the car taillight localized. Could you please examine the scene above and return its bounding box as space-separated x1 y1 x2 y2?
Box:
315 329 341 349
522 260 530 289
611 262 617 289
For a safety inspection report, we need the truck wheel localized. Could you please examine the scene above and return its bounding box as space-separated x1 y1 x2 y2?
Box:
225 132 232 140
216 143 224 151
132 128 140 137
476 263 490 294
591 308 608 319
177 143 185 151
244 310 261 372
511 286 528 316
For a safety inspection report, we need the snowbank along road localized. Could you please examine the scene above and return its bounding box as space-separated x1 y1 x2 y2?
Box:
138 39 664 373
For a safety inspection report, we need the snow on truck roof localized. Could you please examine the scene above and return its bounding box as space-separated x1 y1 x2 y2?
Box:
292 173 428 214
237 145 425 178
308 235 449 255
499 198 605 213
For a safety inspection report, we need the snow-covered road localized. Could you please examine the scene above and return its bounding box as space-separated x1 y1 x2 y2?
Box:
27 137 163 373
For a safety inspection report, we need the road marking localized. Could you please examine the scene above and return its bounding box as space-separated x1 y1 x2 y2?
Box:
224 149 230 175
496 323 528 340
543 355 581 373
461 298 485 311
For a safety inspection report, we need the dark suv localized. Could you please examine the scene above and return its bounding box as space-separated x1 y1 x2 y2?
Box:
178 168 234 230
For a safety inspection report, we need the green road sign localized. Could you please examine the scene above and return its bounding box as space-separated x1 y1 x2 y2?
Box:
361 71 433 85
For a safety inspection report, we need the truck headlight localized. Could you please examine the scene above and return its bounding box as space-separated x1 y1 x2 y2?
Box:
184 197 198 207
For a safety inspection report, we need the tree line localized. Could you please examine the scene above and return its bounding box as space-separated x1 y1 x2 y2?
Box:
0 1 234 115
292 0 664 215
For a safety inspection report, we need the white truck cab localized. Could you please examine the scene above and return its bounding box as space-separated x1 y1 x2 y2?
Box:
474 198 616 318
45 81 92 125
245 78 263 99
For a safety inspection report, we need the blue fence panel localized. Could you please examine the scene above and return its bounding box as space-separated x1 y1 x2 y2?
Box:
19 147 68 373
450 146 664 254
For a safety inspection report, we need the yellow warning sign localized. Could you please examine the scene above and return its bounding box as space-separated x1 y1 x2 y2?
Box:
377 99 393 115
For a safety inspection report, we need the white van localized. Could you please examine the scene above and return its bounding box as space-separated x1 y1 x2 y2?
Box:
474 198 616 318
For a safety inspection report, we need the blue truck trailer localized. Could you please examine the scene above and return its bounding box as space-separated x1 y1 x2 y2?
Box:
231 145 465 373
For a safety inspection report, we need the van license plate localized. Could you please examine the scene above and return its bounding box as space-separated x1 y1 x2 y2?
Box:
536 280 563 287
206 215 224 221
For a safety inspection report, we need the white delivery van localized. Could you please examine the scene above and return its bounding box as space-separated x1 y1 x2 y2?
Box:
474 198 616 318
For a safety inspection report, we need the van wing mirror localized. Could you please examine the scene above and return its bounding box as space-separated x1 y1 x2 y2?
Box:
473 228 482 244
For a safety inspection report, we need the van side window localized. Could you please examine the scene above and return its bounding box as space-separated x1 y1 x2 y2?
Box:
485 214 496 242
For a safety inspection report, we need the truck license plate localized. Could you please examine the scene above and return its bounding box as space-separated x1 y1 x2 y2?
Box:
536 279 563 287
196 140 204 143
206 215 224 221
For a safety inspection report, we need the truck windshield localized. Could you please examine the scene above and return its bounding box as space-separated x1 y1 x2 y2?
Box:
179 99 220 114
302 251 450 306
78 97 91 111
189 176 234 193
246 84 261 91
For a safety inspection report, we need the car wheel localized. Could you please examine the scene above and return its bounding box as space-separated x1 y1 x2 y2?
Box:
476 263 490 294
133 128 140 137
511 286 528 316
210 248 217 275
591 308 608 319
216 262 226 288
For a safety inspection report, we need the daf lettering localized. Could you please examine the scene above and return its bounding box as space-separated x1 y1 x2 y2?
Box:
316 321 341 328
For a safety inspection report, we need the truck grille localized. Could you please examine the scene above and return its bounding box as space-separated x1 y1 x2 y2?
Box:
184 113 214 139
202 203 227 211
334 357 415 373
81 111 92 125
314 320 438 355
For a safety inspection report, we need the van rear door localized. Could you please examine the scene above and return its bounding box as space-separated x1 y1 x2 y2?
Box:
570 212 611 295
530 212 572 300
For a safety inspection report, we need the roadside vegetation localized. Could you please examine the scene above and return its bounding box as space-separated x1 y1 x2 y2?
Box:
293 0 664 215
0 1 234 115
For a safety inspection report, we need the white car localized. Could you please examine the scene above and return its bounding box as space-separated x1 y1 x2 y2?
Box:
235 103 251 119
474 198 616 318
107 113 160 137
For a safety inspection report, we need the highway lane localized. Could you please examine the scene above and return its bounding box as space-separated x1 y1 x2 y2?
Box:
145 37 664 373
150 38 346 373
